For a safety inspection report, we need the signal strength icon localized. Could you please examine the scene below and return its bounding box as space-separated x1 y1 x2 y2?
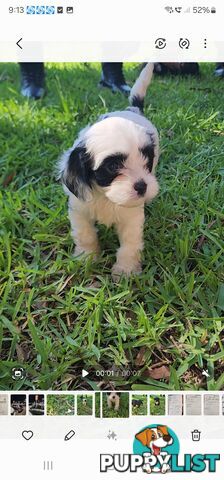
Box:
184 7 191 13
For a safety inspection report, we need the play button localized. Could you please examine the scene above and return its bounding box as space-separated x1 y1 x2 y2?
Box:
82 369 89 378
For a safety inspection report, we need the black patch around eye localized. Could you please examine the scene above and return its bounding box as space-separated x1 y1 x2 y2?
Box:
94 153 127 187
140 144 155 172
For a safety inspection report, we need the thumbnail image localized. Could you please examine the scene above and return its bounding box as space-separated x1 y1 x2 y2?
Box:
1 62 223 392
28 394 45 415
168 395 184 416
103 392 129 418
150 395 166 415
47 395 75 416
77 394 93 415
204 395 220 416
185 395 202 416
131 395 148 416
0 395 8 415
95 393 101 418
11 395 26 416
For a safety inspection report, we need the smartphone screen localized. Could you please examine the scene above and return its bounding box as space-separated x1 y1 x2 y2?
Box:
0 1 224 477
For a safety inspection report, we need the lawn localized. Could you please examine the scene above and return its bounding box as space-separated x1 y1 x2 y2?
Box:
77 394 93 415
0 63 224 392
102 392 129 418
150 395 166 415
131 394 148 415
47 394 74 415
95 392 101 417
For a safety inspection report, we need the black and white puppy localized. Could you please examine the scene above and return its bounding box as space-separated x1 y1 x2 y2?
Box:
107 392 121 411
59 63 159 279
132 399 143 408
80 395 87 406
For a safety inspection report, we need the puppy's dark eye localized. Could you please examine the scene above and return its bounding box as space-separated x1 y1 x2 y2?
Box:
94 153 127 187
106 158 123 173
103 154 126 173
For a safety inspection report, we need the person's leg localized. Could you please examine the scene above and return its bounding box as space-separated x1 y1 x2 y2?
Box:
214 63 224 77
19 62 45 99
100 63 131 95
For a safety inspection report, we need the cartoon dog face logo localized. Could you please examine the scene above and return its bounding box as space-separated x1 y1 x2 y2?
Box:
135 426 173 474
136 426 173 455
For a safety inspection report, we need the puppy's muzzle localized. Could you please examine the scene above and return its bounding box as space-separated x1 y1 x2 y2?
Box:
134 179 147 196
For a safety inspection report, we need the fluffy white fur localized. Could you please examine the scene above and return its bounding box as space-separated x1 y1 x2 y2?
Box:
59 63 160 279
129 63 154 106
107 392 120 411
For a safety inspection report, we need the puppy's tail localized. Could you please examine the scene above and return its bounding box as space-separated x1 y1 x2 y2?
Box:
129 63 154 113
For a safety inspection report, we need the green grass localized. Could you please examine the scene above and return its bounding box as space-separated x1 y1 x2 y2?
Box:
0 63 224 391
102 392 129 418
131 394 148 415
150 395 166 415
77 394 93 415
47 394 75 415
95 392 101 417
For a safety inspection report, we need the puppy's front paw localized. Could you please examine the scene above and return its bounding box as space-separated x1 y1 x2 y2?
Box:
74 243 100 259
112 262 142 281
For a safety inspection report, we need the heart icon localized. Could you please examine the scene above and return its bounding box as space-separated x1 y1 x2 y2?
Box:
22 430 34 441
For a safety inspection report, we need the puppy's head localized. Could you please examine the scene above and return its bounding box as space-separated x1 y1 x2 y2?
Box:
107 392 120 402
60 117 159 206
135 426 173 453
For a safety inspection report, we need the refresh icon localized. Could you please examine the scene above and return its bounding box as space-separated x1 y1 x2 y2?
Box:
155 38 167 49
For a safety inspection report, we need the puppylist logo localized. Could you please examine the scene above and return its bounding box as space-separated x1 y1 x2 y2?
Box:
100 424 220 474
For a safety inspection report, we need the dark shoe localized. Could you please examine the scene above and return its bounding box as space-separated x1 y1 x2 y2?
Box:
20 62 45 99
214 63 224 77
100 62 131 95
154 62 200 76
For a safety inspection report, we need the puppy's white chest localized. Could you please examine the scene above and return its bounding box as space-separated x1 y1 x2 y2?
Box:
89 196 120 227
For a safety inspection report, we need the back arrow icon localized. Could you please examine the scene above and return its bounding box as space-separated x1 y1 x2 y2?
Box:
16 38 23 49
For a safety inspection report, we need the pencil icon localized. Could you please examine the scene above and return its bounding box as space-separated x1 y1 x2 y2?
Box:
64 430 75 441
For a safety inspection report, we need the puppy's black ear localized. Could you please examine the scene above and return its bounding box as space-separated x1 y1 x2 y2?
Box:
61 144 94 200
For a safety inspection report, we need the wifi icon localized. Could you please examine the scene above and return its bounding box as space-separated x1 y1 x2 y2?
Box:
165 6 174 13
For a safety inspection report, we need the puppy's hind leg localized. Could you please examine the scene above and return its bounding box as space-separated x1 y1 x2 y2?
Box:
69 207 100 257
112 207 144 280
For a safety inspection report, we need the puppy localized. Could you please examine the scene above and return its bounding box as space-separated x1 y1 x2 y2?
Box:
132 399 143 408
154 397 160 407
107 392 120 411
135 426 173 474
80 395 87 406
59 63 159 279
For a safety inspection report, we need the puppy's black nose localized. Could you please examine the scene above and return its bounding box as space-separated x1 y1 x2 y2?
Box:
163 435 171 442
134 180 147 196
